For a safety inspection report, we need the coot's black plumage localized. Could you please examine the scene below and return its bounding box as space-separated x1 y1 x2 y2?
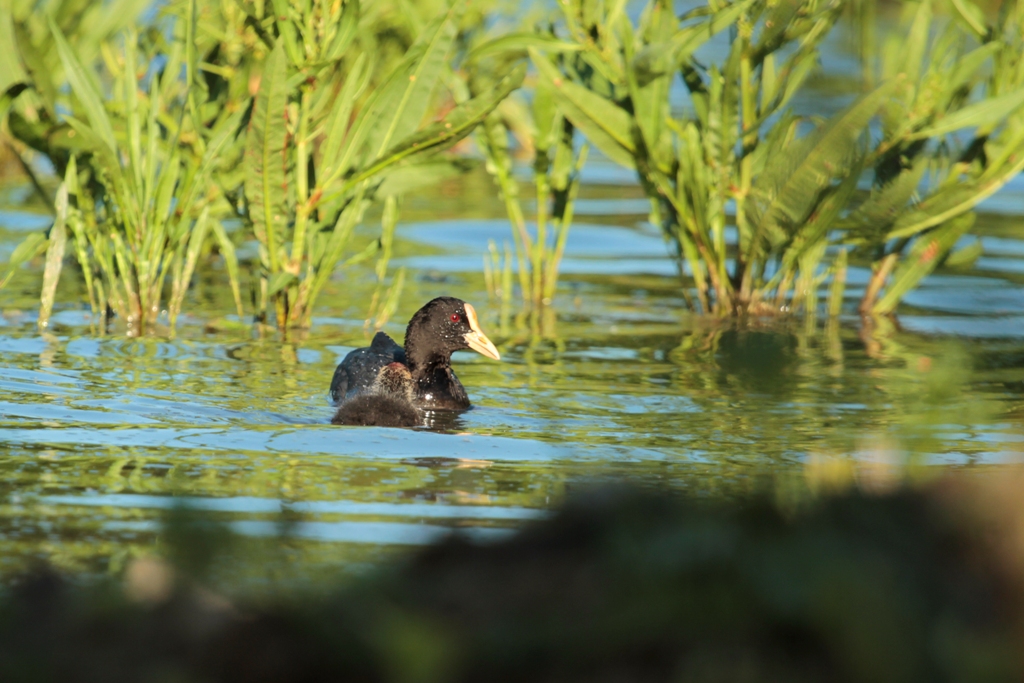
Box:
329 297 500 410
332 363 420 427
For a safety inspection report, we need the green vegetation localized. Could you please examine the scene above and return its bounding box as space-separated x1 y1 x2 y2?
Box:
2 0 1023 327
469 28 590 308
1 0 522 331
533 0 1024 315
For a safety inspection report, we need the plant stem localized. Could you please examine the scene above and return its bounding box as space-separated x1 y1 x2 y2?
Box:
533 155 548 306
828 248 848 318
290 88 312 278
545 145 587 303
859 252 898 314
736 45 758 311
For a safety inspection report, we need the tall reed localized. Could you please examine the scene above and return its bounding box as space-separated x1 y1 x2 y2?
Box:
477 108 588 308
469 31 589 308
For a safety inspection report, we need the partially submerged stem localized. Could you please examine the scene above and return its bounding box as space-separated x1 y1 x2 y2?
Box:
828 249 848 318
735 45 756 308
533 155 549 307
859 252 898 315
544 145 588 303
289 88 312 277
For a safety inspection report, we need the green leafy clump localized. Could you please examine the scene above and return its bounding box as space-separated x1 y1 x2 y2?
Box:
1 0 522 332
527 0 1024 316
241 1 525 328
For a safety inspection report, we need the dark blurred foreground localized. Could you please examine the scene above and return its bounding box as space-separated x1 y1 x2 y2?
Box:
3 475 1024 683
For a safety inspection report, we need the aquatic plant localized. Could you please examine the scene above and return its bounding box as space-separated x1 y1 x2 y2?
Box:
531 0 1024 316
2 7 246 331
1 0 523 332
3 0 1023 328
470 32 589 308
229 1 524 328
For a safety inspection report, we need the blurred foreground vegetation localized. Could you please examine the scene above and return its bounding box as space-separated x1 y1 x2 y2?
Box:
1 0 1022 330
3 474 1024 682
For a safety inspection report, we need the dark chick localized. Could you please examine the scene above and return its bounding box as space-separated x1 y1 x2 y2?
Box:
329 297 500 410
332 363 420 427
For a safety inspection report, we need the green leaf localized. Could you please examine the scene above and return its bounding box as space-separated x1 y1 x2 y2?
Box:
342 238 380 267
887 172 1022 240
0 232 47 289
630 0 674 165
756 0 803 53
267 271 297 297
210 219 245 319
81 0 152 45
245 42 290 273
750 80 897 237
533 75 559 152
12 22 56 116
169 207 212 323
705 62 738 193
303 194 368 325
364 6 460 159
376 159 473 197
843 160 927 239
39 183 69 329
0 5 28 98
331 7 459 185
945 43 1000 98
790 160 863 255
633 0 755 84
467 32 581 63
123 27 143 197
270 0 303 66
50 17 117 155
320 52 371 180
949 0 988 38
886 124 1024 241
900 0 932 86
181 107 246 215
944 238 983 268
912 85 1024 139
530 47 635 169
373 266 405 330
873 213 975 314
763 48 819 122
326 0 359 61
760 54 778 109
152 148 181 230
354 64 526 187
747 111 799 178
62 116 128 198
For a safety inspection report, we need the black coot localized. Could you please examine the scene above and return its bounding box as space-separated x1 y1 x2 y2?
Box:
329 297 500 410
331 363 420 427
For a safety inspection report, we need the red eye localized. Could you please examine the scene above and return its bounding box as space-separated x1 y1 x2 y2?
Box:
450 313 461 323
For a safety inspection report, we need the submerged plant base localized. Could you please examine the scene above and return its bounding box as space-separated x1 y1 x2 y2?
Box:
3 476 1023 682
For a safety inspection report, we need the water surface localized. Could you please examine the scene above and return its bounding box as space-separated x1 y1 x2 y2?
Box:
1 162 1023 590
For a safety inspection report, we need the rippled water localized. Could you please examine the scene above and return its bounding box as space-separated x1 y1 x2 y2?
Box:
1 165 1023 588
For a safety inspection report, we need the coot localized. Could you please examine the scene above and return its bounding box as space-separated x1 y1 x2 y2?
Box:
331 363 420 427
329 297 500 410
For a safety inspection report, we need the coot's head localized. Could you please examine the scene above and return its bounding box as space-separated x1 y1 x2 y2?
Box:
374 362 415 401
404 297 500 367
